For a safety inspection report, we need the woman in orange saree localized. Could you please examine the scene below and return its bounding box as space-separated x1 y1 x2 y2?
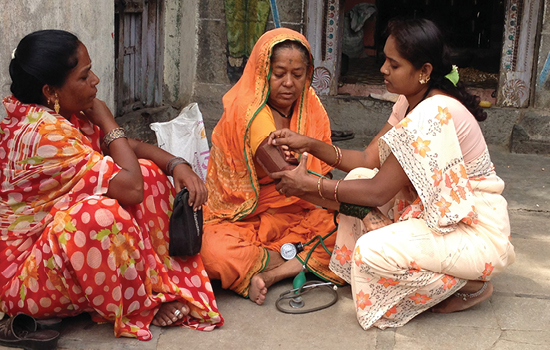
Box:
201 28 345 305
1 30 223 341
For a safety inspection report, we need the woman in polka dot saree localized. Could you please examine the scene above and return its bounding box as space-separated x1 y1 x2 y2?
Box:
0 30 223 340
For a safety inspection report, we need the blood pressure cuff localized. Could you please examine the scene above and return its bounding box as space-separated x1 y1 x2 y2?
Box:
255 137 298 175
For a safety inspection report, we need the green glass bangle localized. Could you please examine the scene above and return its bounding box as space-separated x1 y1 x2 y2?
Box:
339 202 373 219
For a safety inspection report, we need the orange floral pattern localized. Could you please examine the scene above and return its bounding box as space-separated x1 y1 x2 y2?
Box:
378 277 399 288
356 290 372 310
1 97 223 340
411 137 431 157
410 293 431 304
334 245 353 265
441 275 457 290
408 261 421 273
395 116 412 129
435 106 452 125
380 95 480 234
328 95 514 331
385 307 397 318
481 263 494 279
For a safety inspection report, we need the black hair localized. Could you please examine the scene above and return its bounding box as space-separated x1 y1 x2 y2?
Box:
386 18 487 121
9 30 81 105
270 40 311 71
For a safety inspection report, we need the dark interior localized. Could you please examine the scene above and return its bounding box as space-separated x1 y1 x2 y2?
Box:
340 0 505 90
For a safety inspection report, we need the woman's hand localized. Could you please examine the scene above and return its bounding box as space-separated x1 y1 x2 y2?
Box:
268 129 313 155
172 163 208 211
271 153 316 197
82 98 117 130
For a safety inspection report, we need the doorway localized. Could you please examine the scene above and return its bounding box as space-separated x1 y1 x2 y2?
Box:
307 0 542 108
338 0 504 103
114 0 164 116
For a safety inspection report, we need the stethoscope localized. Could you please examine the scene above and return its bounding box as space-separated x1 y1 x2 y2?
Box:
275 209 340 314
276 280 338 314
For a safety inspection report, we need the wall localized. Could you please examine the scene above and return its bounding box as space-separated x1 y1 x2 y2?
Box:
0 0 114 118
163 0 199 107
193 0 306 131
535 0 550 110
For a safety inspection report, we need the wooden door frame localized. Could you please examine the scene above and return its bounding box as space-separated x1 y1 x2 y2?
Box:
115 0 164 116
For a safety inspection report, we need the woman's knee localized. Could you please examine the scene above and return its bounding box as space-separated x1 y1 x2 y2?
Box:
354 230 388 264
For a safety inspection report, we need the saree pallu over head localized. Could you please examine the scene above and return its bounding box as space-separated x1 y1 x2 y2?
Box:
1 96 118 240
379 95 479 235
205 28 333 223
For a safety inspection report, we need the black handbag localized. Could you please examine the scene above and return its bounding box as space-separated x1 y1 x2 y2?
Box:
169 188 203 256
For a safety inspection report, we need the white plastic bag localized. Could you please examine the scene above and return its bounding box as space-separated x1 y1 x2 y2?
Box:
150 103 209 182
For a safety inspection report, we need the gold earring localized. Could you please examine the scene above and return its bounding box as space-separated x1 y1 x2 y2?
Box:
54 93 60 114
419 74 430 84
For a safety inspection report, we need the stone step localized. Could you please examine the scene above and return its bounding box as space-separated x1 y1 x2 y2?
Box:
510 112 550 154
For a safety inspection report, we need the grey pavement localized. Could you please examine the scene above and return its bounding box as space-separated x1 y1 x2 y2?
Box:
2 141 549 350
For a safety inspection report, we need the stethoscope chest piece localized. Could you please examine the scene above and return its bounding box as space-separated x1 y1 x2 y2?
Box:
276 281 338 314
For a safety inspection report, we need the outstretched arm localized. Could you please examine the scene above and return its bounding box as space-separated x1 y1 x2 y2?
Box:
272 151 410 208
269 122 394 172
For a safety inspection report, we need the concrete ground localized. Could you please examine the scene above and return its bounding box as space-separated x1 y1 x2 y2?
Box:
2 140 549 350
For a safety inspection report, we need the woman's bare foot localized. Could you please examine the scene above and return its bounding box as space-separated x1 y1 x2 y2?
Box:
249 273 268 305
431 281 493 313
152 301 190 326
248 258 303 306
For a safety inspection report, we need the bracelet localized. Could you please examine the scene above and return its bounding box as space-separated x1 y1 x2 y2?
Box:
166 157 190 176
103 127 127 148
317 176 326 200
329 145 342 168
339 202 373 219
334 179 343 203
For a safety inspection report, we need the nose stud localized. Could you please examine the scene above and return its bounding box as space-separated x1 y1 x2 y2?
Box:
384 69 389 74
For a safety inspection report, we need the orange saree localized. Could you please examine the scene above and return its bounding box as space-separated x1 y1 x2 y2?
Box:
201 28 345 298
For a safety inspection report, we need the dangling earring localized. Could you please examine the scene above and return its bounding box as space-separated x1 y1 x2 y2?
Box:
54 92 60 114
419 74 430 84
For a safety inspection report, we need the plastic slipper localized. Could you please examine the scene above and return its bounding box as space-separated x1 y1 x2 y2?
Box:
331 130 355 142
0 314 60 350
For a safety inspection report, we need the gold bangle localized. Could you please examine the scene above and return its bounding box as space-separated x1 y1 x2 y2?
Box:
103 127 127 148
329 145 342 168
317 176 326 200
336 146 343 167
334 179 343 203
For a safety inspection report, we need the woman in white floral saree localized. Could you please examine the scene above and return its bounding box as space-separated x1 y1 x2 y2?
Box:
267 18 515 330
